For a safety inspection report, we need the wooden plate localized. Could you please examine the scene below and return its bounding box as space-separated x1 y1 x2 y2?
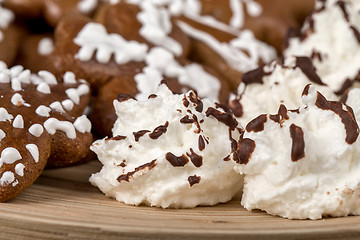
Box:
1 160 359 240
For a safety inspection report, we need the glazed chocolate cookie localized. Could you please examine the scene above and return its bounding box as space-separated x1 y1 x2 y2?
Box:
0 63 92 201
3 0 98 27
0 5 22 65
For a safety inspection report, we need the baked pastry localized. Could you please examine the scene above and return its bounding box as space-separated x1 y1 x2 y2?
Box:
285 0 360 94
0 63 92 201
229 56 337 126
234 84 360 219
90 84 243 208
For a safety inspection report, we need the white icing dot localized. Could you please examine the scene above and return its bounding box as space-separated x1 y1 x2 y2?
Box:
0 108 13 122
11 77 22 91
62 99 74 111
15 163 25 176
0 147 21 167
73 22 148 65
38 37 54 56
66 88 80 105
0 171 14 186
37 82 51 94
63 72 77 84
77 0 97 13
12 180 18 187
28 124 44 137
0 72 10 83
10 65 24 76
73 115 92 133
38 71 58 85
12 115 24 129
43 118 76 139
35 105 51 117
11 93 30 107
26 144 39 163
0 129 5 141
50 101 65 113
77 84 90 96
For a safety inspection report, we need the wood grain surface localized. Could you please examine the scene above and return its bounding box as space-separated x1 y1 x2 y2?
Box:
0 160 359 240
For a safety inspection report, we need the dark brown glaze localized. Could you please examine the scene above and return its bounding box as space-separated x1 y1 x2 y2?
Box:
133 130 150 142
165 153 189 167
289 124 305 161
188 175 201 187
295 57 325 86
149 121 169 139
205 107 238 130
269 104 289 126
186 148 203 167
117 159 157 182
198 135 206 151
242 66 267 85
246 114 267 132
314 91 359 144
233 138 256 165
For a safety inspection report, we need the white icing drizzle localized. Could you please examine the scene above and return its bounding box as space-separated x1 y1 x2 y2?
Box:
0 171 14 186
12 180 18 187
12 115 24 129
50 101 65 113
26 144 39 163
0 108 13 122
0 129 5 141
63 72 77 84
0 147 21 167
38 37 54 56
136 1 182 56
35 105 51 117
65 84 90 105
38 71 58 85
177 21 276 73
73 115 92 133
78 0 98 14
73 22 148 65
11 93 30 107
62 99 74 111
43 118 76 139
229 0 262 28
28 124 44 137
15 163 25 176
135 47 221 101
36 82 51 94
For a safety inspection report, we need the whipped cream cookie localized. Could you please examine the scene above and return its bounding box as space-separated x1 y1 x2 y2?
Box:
229 56 337 126
90 84 243 208
234 84 360 219
285 0 360 94
0 63 92 201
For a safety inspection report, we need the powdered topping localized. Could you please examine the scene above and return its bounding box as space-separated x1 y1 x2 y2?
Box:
90 84 243 208
74 22 148 65
38 38 54 56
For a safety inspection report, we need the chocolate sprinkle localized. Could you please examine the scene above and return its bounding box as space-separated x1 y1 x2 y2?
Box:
117 159 157 182
315 91 359 144
198 135 205 151
289 124 305 162
149 121 169 139
186 148 203 167
182 95 190 107
133 130 150 141
295 57 326 86
205 107 238 130
165 152 189 167
188 175 201 187
233 138 256 164
246 114 267 132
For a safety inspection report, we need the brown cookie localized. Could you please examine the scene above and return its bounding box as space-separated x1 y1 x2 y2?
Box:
0 63 92 201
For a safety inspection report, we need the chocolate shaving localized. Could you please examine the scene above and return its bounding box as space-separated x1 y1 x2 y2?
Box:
188 175 201 187
229 98 243 118
180 115 195 124
186 148 203 167
205 107 238 130
289 124 305 162
149 121 169 139
148 94 157 99
242 66 269 85
337 1 349 22
269 105 289 126
117 94 135 102
133 130 150 141
233 138 256 164
246 114 267 132
106 135 127 141
182 95 189 107
350 26 360 44
188 91 203 112
295 57 326 85
117 159 157 182
223 155 231 161
165 152 189 167
198 135 205 151
315 91 359 144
